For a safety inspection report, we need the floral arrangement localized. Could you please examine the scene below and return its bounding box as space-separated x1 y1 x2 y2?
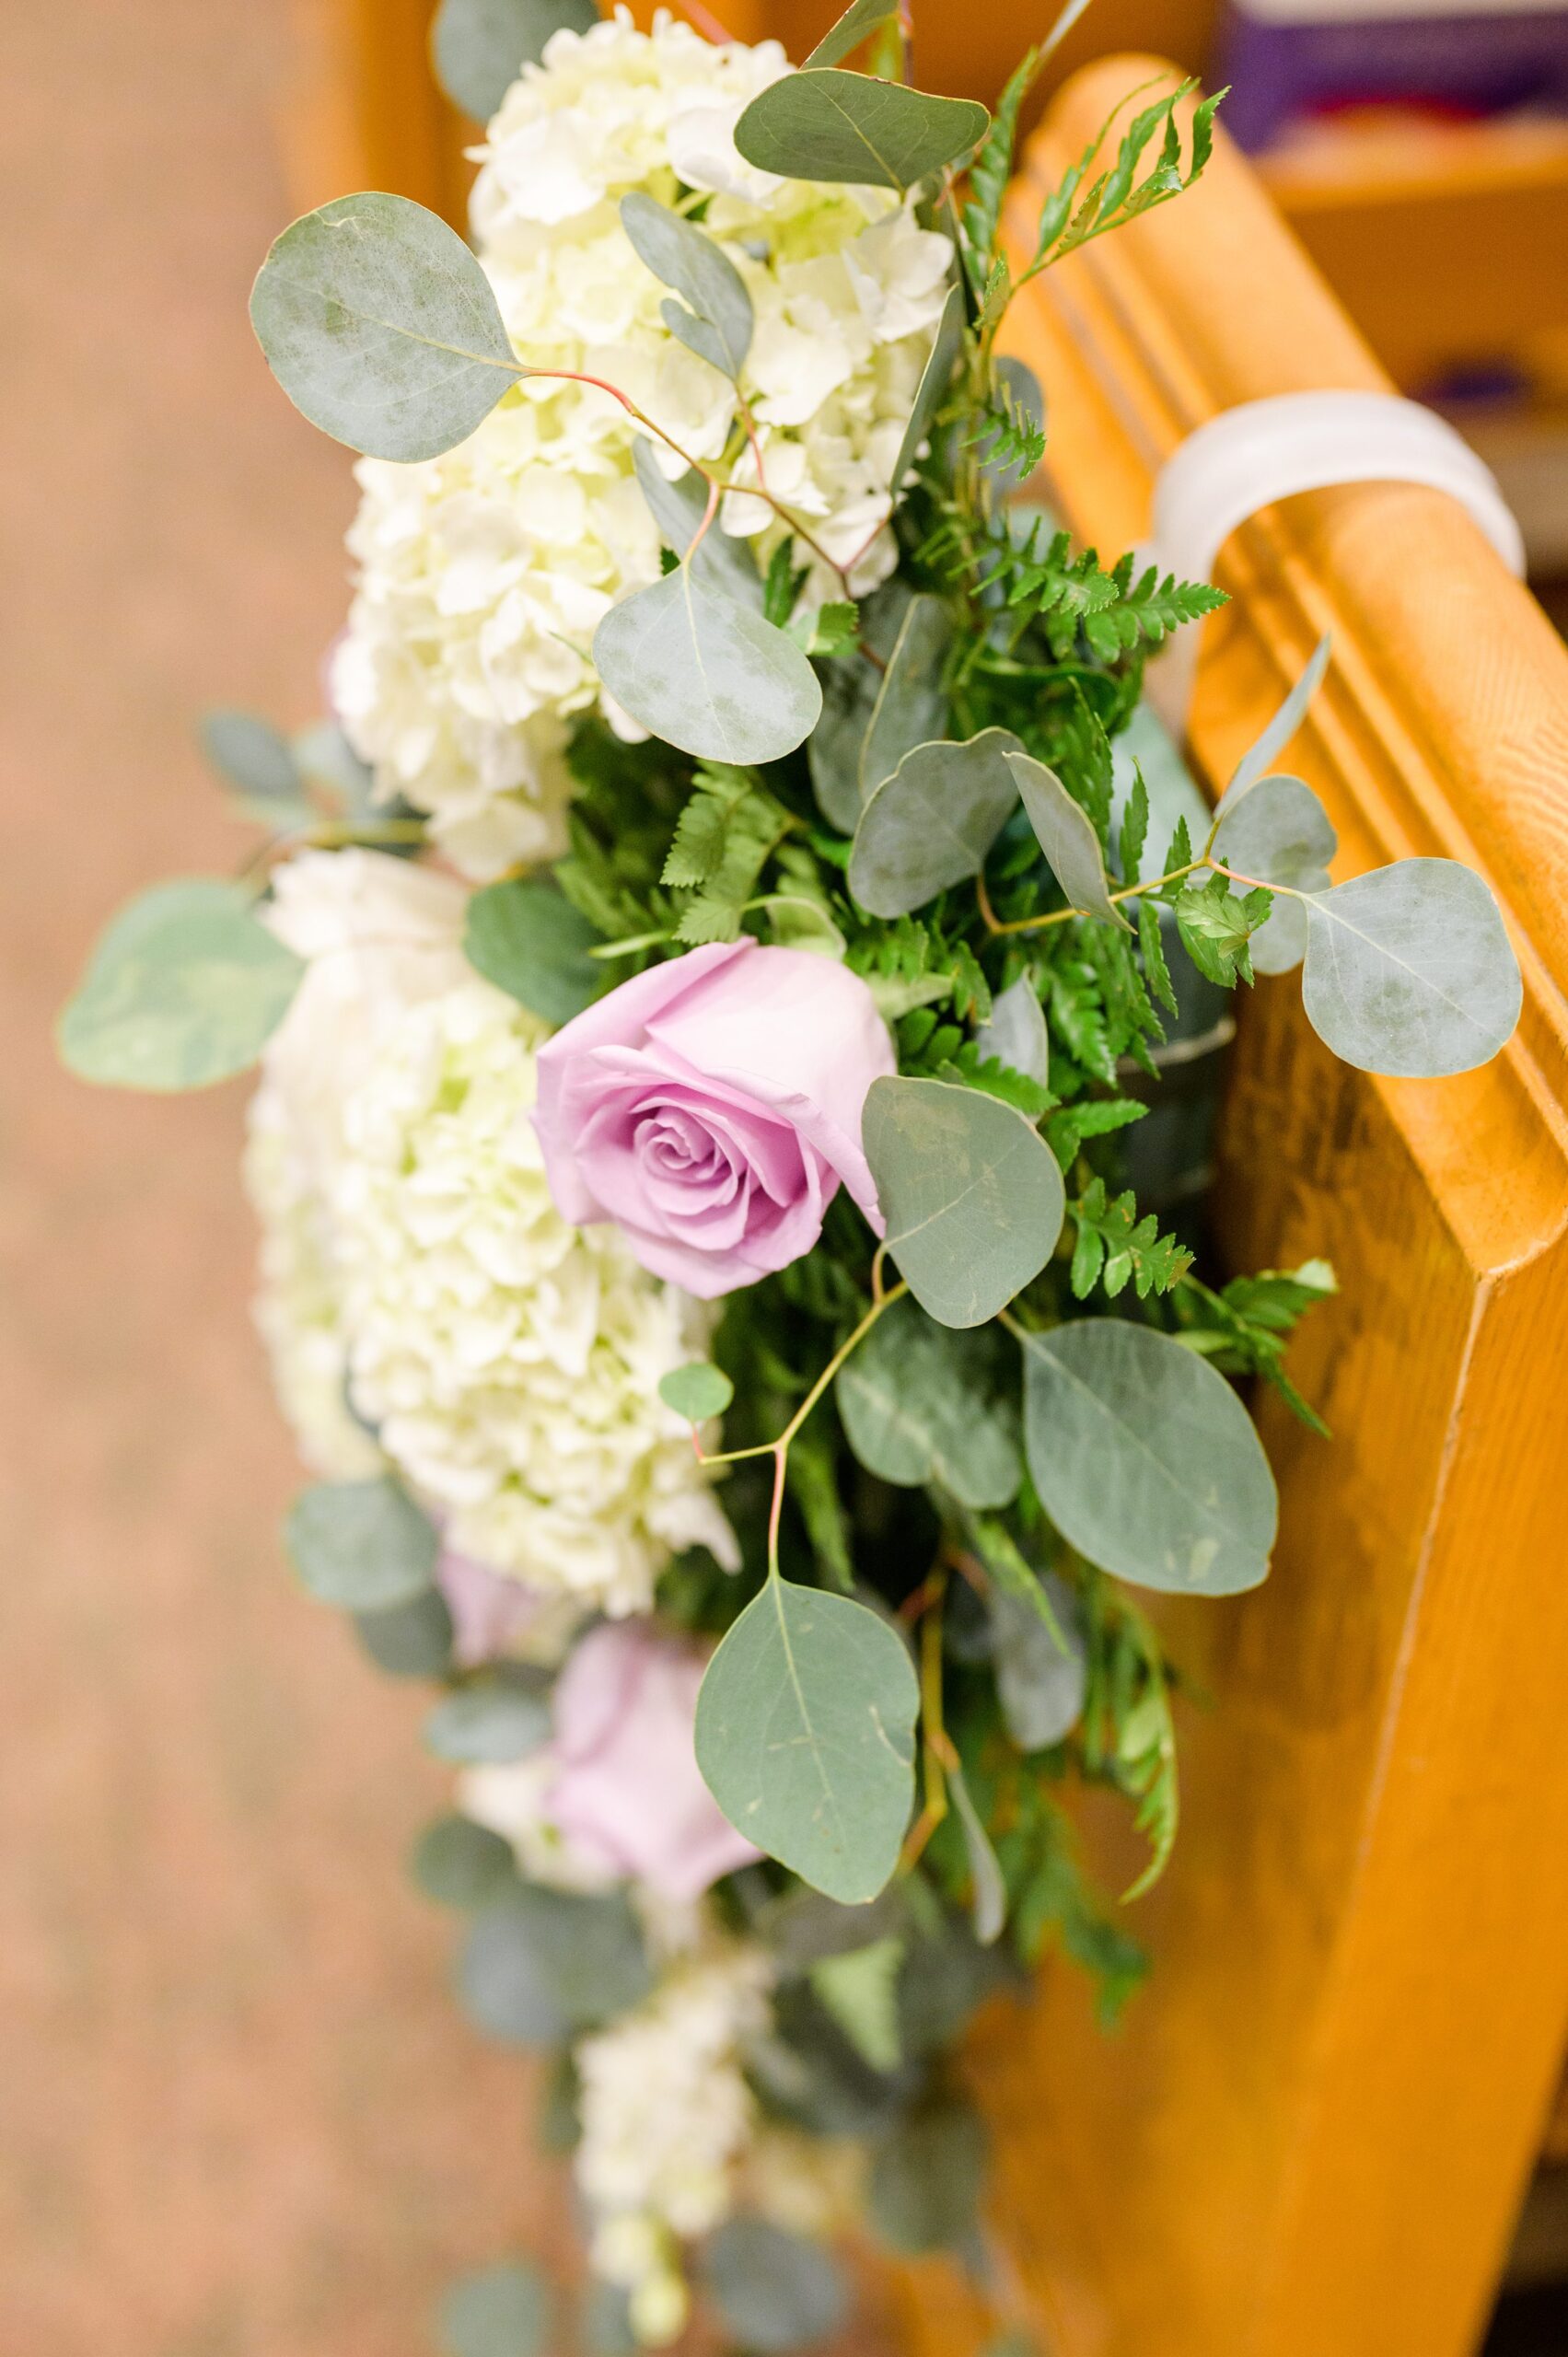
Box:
58 3 1523 2351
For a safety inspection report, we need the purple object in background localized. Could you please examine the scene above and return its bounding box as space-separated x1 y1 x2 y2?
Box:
1214 0 1568 151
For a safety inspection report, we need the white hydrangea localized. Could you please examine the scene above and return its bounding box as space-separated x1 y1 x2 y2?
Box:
332 979 737 1612
244 849 476 1477
244 849 734 1612
576 1935 774 2340
332 7 953 877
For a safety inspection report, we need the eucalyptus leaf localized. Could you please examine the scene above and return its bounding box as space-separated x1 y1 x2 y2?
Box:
835 1294 1020 1508
412 1815 517 1910
864 1076 1065 1329
860 593 950 799
945 1757 1005 1945
989 1577 1086 1750
285 1476 439 1612
431 0 598 122
1223 634 1330 806
1300 856 1520 1077
1007 749 1130 930
593 563 820 764
735 70 989 192
974 974 1049 1086
850 727 1022 918
355 1585 455 1679
1210 772 1334 974
889 280 965 500
659 1361 735 1421
1020 1320 1278 1595
807 1937 905 2071
809 577 913 830
424 1667 552 1763
621 192 752 381
438 2260 551 2357
703 2219 849 2353
631 441 762 607
459 1884 652 2041
250 192 519 461
58 879 303 1092
695 1580 917 1905
201 709 310 828
805 0 900 67
464 877 604 1022
581 2280 638 2357
868 2102 989 2253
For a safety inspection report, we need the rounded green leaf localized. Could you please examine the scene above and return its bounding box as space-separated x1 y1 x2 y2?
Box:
989 1578 1086 1751
463 877 603 1024
849 729 1022 918
808 577 914 831
659 1361 735 1422
593 563 821 765
835 1295 1020 1508
1021 1320 1277 1595
425 1667 552 1763
864 1077 1065 1330
1300 856 1521 1078
250 192 519 461
805 0 900 67
1211 772 1335 975
975 975 1050 1088
438 2260 550 2357
459 1896 566 2043
703 2219 849 2352
868 2102 989 2253
735 70 989 191
695 1581 917 1905
631 441 762 607
621 192 752 381
58 879 303 1093
355 1585 455 1679
581 2279 637 2357
431 0 598 122
1007 749 1129 930
459 1885 652 2041
412 1814 517 1910
285 1476 439 1611
201 710 308 823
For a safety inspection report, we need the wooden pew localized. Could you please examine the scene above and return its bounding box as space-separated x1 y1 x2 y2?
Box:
889 61 1568 2357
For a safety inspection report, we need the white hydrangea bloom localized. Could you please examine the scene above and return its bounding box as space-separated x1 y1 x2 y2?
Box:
332 981 738 1612
333 7 953 877
576 1935 774 2337
244 850 475 1476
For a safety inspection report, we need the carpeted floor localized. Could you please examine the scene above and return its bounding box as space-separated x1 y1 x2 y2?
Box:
0 6 573 2350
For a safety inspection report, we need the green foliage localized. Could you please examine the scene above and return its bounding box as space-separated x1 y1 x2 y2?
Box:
620 192 753 381
961 44 1044 290
1025 80 1225 277
250 192 519 461
970 512 1224 665
438 2261 551 2357
1301 859 1521 1078
463 877 604 1023
459 1884 653 2041
1172 868 1273 987
1020 1319 1279 1596
424 1666 552 1764
734 70 990 192
803 0 901 69
867 2102 988 2252
896 1005 1053 1119
1010 748 1128 928
864 1076 1065 1329
412 1816 517 1910
1175 1260 1337 1434
703 2220 849 2353
1081 1587 1180 1898
850 728 1023 919
430 0 598 120
889 283 966 499
658 1361 735 1421
201 709 314 830
836 1294 1022 1508
661 764 796 945
58 879 303 1093
1067 1176 1192 1300
594 561 822 766
695 1581 919 1903
285 1477 438 1613
807 1936 906 2070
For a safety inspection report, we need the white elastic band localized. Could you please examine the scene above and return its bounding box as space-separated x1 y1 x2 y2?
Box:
1143 390 1526 731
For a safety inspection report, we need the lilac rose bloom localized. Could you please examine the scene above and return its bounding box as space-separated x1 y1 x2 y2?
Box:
533 940 895 1296
544 1620 761 1899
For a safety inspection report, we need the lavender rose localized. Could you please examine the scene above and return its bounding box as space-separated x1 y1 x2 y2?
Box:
546 1620 761 1899
533 941 895 1296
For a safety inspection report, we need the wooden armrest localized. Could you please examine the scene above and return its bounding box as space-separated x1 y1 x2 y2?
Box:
888 62 1568 2357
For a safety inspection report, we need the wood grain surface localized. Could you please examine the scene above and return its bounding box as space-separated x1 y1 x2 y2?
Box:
888 60 1568 2357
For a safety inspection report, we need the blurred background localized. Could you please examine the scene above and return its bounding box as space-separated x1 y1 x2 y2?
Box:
3 1 1566 2352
